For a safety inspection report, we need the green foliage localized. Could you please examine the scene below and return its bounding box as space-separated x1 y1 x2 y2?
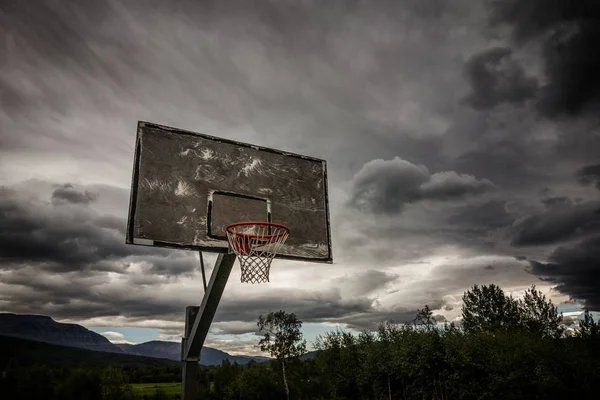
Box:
576 309 600 339
518 285 564 338
100 366 136 399
130 383 179 399
461 284 522 334
461 284 565 338
257 310 307 360
258 310 306 400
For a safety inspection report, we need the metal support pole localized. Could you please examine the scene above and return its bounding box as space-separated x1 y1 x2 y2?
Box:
199 251 207 292
181 306 199 400
182 253 236 400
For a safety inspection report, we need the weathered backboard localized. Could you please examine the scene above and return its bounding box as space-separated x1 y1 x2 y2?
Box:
126 121 332 263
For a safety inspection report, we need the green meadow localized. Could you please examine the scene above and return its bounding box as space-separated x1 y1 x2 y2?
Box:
130 382 180 396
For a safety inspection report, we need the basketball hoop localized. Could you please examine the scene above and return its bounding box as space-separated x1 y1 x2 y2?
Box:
225 222 290 284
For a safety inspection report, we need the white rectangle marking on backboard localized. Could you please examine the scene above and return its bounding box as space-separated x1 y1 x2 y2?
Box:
133 238 155 246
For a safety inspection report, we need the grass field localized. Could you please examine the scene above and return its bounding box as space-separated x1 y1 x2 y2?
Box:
131 383 180 397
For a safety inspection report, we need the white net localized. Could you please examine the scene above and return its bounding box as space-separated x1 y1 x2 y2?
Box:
225 223 290 284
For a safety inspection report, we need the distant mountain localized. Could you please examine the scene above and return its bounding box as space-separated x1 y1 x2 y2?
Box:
0 313 123 353
120 340 271 366
116 343 136 353
301 351 317 360
0 334 178 368
0 313 271 366
235 355 272 363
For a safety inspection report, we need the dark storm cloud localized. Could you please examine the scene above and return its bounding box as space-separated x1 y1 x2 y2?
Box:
427 256 534 294
0 187 141 268
137 254 198 277
529 235 600 309
337 308 426 331
445 200 513 230
0 185 195 276
538 188 575 209
0 266 186 321
541 196 572 208
51 183 98 205
0 0 134 100
218 286 446 332
452 140 534 189
350 157 494 214
510 201 600 246
462 47 538 110
488 0 600 117
0 0 477 182
335 270 399 296
576 164 600 189
217 289 374 324
211 321 261 336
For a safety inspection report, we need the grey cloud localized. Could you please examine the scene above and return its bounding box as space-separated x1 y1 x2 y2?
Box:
349 157 494 214
462 47 538 110
0 183 420 333
488 0 600 117
428 256 535 292
510 201 600 246
335 269 399 296
0 265 191 322
433 314 447 323
0 0 478 187
0 185 196 276
216 289 374 325
212 321 260 336
538 188 575 209
445 200 513 230
0 187 144 268
204 338 263 357
349 157 429 214
337 308 427 331
529 235 600 309
420 171 495 200
51 184 98 205
452 140 534 189
135 254 198 277
541 196 572 208
216 286 447 332
576 164 600 189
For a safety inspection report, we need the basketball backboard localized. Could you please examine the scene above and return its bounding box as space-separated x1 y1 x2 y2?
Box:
126 121 332 263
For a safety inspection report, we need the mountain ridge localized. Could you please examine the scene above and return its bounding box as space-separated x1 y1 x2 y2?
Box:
0 334 179 368
0 313 270 365
0 313 122 353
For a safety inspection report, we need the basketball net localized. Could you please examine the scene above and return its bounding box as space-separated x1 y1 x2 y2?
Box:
225 222 290 284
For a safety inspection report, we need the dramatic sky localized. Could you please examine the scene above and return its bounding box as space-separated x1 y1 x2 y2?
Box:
1 0 599 355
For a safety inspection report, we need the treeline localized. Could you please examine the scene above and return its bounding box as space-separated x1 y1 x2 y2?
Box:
2 284 600 399
196 284 600 400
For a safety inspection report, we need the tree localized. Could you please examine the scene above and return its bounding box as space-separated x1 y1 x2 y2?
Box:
576 309 600 339
257 310 306 400
462 284 566 338
100 366 135 400
518 285 564 338
411 305 437 330
461 284 521 334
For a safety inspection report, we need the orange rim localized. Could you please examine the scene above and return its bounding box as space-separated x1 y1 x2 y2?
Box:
225 221 290 239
